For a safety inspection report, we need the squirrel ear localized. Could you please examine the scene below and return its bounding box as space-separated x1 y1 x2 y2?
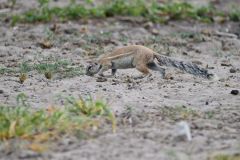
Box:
98 64 102 70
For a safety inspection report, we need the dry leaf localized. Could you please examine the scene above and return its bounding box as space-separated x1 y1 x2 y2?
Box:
19 73 27 84
80 26 88 33
44 71 52 79
39 40 53 49
33 132 52 143
28 143 47 152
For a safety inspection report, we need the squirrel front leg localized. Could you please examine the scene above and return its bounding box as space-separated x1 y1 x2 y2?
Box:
134 64 152 79
97 63 112 77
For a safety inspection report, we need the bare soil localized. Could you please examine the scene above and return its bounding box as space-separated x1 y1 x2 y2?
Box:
0 0 240 160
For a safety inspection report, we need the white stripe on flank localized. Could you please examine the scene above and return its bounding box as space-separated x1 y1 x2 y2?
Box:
102 51 134 60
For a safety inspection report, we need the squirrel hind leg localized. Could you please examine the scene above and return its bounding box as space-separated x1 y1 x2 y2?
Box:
112 69 117 76
147 62 165 78
136 64 151 75
133 64 152 79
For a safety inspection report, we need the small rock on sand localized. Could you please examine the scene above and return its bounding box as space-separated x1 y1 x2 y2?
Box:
230 90 239 95
96 77 107 82
229 68 237 73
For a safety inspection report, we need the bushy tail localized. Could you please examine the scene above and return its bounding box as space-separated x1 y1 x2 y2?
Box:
154 53 218 80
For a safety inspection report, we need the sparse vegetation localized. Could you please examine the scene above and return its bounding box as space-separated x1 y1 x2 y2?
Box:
0 59 84 82
19 62 31 83
229 9 240 22
159 105 201 121
210 154 240 160
172 31 204 42
159 106 218 121
0 66 15 75
0 94 115 151
10 0 240 25
34 60 84 79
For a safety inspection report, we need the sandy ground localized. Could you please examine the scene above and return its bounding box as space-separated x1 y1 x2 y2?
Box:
0 0 240 160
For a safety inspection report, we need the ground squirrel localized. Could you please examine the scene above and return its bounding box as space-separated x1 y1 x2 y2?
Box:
86 45 218 80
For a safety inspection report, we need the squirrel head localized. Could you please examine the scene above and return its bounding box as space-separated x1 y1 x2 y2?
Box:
85 62 102 76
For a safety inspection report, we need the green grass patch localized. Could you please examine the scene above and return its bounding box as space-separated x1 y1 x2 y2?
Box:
229 9 240 22
0 66 15 75
34 59 84 79
0 94 116 151
0 59 84 82
210 154 240 160
38 61 84 79
10 0 240 25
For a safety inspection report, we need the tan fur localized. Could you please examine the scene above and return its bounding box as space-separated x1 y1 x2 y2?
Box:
96 45 156 76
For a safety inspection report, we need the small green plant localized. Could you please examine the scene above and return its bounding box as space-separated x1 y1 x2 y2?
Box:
34 62 57 79
0 94 116 151
0 66 15 75
34 60 84 79
38 0 49 8
204 111 215 119
19 62 32 83
19 62 32 73
16 93 29 107
195 5 215 23
65 96 116 132
43 27 55 41
229 9 240 22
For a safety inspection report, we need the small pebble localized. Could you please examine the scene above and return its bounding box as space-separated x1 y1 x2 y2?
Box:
230 90 239 95
229 68 236 73
192 60 202 65
97 84 102 87
221 60 231 67
0 90 3 94
96 77 107 82
207 66 215 69
225 84 230 87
